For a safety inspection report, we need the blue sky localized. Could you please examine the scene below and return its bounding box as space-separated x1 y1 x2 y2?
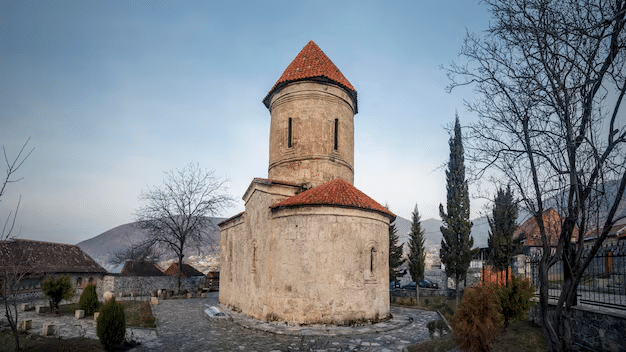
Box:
1 1 493 244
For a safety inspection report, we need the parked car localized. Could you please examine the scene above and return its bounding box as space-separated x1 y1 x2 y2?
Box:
418 279 439 289
401 279 439 290
401 282 417 290
389 280 401 289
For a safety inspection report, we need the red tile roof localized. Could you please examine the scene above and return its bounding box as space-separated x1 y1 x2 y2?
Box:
164 262 204 277
120 260 165 277
271 178 395 219
263 41 357 109
513 208 578 247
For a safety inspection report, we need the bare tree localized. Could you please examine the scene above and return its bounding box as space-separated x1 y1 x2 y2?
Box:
109 235 161 266
444 1 626 350
0 139 34 351
135 163 233 292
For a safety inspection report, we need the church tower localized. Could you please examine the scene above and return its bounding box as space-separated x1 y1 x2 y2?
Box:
219 41 393 325
263 41 357 188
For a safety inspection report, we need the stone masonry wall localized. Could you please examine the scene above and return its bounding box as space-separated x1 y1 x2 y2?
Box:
528 303 626 351
96 275 203 299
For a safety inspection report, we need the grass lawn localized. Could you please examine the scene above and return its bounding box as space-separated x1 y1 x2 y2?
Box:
393 296 546 352
0 300 156 351
407 319 546 352
37 299 156 328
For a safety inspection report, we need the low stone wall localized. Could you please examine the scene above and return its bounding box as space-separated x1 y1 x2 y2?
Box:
96 275 204 298
390 288 448 298
528 303 626 351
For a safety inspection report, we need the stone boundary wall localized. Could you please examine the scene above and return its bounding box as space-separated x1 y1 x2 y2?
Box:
528 303 626 351
390 288 448 298
96 275 204 298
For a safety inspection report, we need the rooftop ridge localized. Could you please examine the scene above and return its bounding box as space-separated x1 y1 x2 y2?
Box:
263 41 357 109
271 178 395 219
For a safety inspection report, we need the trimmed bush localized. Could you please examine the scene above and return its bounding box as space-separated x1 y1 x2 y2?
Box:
452 284 503 352
78 283 100 316
97 297 126 349
495 274 535 327
41 274 74 314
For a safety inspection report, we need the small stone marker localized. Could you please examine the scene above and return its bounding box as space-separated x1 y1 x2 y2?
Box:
187 292 193 299
94 312 100 321
20 319 32 330
75 309 85 319
151 297 158 305
42 323 55 336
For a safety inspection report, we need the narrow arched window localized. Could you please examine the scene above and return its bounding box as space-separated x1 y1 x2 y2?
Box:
334 118 339 150
288 118 293 148
370 247 376 272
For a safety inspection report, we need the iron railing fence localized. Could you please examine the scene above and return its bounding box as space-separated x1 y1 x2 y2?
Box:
520 241 626 311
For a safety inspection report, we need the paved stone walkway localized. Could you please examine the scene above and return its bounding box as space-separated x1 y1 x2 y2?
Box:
2 293 444 351
136 292 442 351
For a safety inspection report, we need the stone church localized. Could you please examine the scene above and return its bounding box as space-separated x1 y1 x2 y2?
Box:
219 41 395 324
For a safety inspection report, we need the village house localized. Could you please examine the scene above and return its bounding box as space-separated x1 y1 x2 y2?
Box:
0 239 107 300
219 41 395 324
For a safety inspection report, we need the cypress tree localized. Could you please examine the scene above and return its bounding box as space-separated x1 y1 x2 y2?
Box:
408 204 426 302
487 185 520 284
388 221 405 284
439 115 475 307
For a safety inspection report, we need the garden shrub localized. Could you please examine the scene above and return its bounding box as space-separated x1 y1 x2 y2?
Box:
41 274 74 314
78 283 100 316
97 297 126 349
495 274 535 327
452 284 503 352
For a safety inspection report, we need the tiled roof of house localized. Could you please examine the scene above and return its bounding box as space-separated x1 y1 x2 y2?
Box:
271 178 395 219
0 239 107 275
164 262 204 278
119 260 165 277
513 208 578 247
582 217 626 241
263 41 357 110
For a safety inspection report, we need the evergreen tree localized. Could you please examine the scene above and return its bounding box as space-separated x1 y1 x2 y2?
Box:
388 221 405 283
408 204 426 284
487 185 520 284
439 115 475 307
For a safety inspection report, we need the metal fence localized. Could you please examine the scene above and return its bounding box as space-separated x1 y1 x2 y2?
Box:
521 241 626 311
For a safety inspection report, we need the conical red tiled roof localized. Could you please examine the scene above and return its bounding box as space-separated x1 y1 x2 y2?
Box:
263 41 357 109
271 179 395 219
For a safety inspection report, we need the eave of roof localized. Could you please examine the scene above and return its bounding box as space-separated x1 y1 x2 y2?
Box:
270 178 395 220
262 40 357 112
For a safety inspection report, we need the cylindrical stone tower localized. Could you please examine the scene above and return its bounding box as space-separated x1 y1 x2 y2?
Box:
263 41 358 188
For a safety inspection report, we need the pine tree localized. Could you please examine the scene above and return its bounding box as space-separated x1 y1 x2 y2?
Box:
388 221 405 284
408 204 426 302
487 185 520 284
439 115 475 307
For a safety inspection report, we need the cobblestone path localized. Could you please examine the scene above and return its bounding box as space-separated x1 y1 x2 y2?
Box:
138 292 440 352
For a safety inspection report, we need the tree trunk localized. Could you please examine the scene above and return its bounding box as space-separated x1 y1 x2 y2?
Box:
455 276 460 308
416 285 420 307
177 254 184 294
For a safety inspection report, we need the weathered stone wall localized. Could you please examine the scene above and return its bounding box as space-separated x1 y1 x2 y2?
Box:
267 81 356 188
220 181 391 325
528 303 626 351
96 275 203 299
219 181 296 322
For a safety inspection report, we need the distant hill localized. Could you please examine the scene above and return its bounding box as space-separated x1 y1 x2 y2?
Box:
392 215 491 250
76 218 225 272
